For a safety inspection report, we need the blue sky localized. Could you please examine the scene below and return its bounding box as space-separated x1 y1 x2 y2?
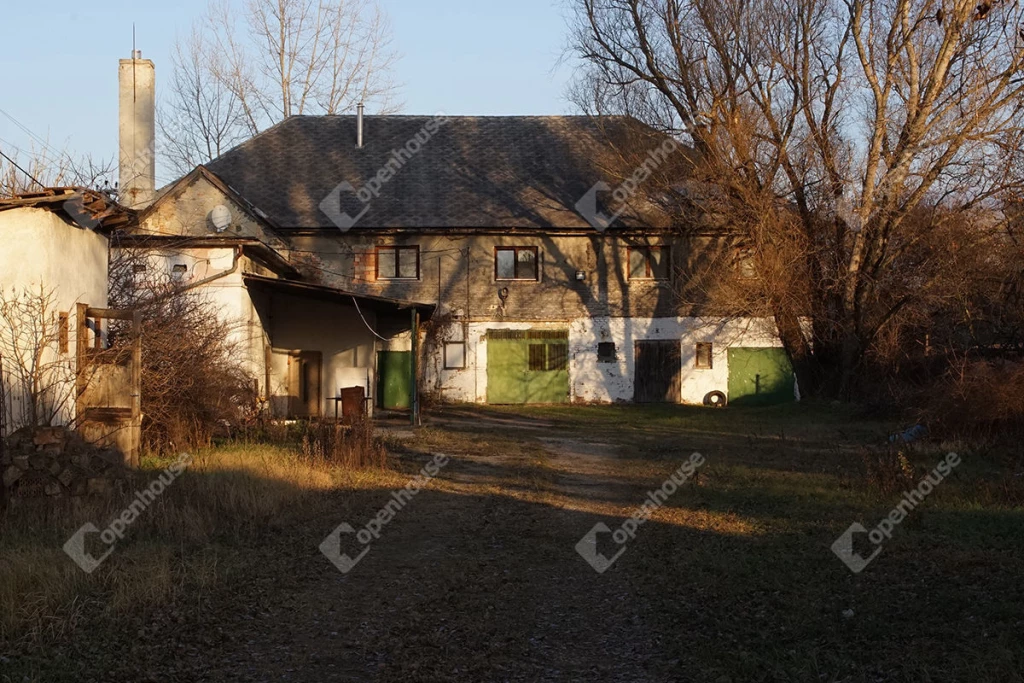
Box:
0 0 578 185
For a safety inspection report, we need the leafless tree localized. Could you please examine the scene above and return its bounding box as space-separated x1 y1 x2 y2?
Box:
161 0 401 175
159 26 250 175
568 0 1024 397
1 145 116 198
107 244 258 452
0 285 77 430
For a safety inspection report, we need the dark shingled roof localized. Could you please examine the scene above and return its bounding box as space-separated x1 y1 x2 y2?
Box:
204 115 688 231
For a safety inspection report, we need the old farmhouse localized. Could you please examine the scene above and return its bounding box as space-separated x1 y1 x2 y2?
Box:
122 53 796 418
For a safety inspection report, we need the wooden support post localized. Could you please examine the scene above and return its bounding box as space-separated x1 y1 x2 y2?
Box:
130 311 143 468
75 302 90 415
410 308 420 427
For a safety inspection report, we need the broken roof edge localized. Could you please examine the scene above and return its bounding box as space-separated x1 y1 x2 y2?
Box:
0 187 137 233
242 273 436 317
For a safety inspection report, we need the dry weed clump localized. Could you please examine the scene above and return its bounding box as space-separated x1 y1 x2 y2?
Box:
861 447 917 495
921 359 1024 438
297 418 388 469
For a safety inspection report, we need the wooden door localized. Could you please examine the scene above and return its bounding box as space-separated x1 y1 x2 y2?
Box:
289 351 322 418
377 351 412 410
76 305 142 467
634 340 682 403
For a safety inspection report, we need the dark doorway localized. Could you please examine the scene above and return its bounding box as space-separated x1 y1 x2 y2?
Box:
634 340 682 403
289 351 323 418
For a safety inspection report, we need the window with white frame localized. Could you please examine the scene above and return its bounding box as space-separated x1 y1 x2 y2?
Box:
444 342 467 369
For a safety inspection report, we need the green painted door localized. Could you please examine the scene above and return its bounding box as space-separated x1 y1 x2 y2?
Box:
487 330 570 405
727 347 795 406
377 351 412 410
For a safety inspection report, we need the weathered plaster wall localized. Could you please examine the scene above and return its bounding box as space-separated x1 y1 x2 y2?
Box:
568 316 786 404
141 175 288 249
0 208 110 429
289 232 730 321
136 246 269 393
0 208 109 309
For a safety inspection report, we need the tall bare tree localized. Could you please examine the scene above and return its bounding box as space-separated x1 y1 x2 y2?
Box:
569 0 1024 396
161 0 400 175
159 26 250 175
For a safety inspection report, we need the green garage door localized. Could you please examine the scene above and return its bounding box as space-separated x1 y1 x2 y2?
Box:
377 351 412 410
487 330 570 405
727 347 795 406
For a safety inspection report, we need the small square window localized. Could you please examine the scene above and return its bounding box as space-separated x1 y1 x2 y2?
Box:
597 342 617 363
628 246 671 280
377 246 420 280
172 264 188 278
736 248 757 279
695 343 713 369
495 247 539 281
444 342 466 370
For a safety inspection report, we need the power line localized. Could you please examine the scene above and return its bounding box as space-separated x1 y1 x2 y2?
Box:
0 107 66 162
0 146 45 190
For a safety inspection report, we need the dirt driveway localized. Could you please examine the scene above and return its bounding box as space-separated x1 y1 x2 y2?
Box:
11 404 1024 682
151 416 672 681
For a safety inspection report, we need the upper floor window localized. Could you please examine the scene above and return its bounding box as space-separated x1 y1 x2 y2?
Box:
628 246 670 280
495 247 539 281
735 247 757 280
377 246 420 280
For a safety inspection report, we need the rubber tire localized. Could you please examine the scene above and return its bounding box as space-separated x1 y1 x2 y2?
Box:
703 390 728 408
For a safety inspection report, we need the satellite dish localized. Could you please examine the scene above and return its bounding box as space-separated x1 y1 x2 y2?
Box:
208 205 232 233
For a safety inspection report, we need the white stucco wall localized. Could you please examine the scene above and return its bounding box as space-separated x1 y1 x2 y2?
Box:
0 208 109 310
135 246 270 403
0 207 110 430
425 316 790 405
569 316 786 404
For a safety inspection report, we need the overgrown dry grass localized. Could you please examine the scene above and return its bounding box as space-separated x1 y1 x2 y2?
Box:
2 406 1022 682
0 444 399 648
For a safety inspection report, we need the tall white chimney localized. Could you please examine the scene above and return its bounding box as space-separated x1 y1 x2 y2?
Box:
119 51 156 208
356 102 365 148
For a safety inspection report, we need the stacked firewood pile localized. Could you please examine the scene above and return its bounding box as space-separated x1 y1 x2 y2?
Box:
1 426 125 500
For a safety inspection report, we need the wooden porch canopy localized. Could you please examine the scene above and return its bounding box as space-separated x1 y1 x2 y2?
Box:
242 274 436 318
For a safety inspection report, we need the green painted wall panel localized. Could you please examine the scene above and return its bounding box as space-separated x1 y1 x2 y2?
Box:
378 351 412 410
727 347 795 406
487 336 569 405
